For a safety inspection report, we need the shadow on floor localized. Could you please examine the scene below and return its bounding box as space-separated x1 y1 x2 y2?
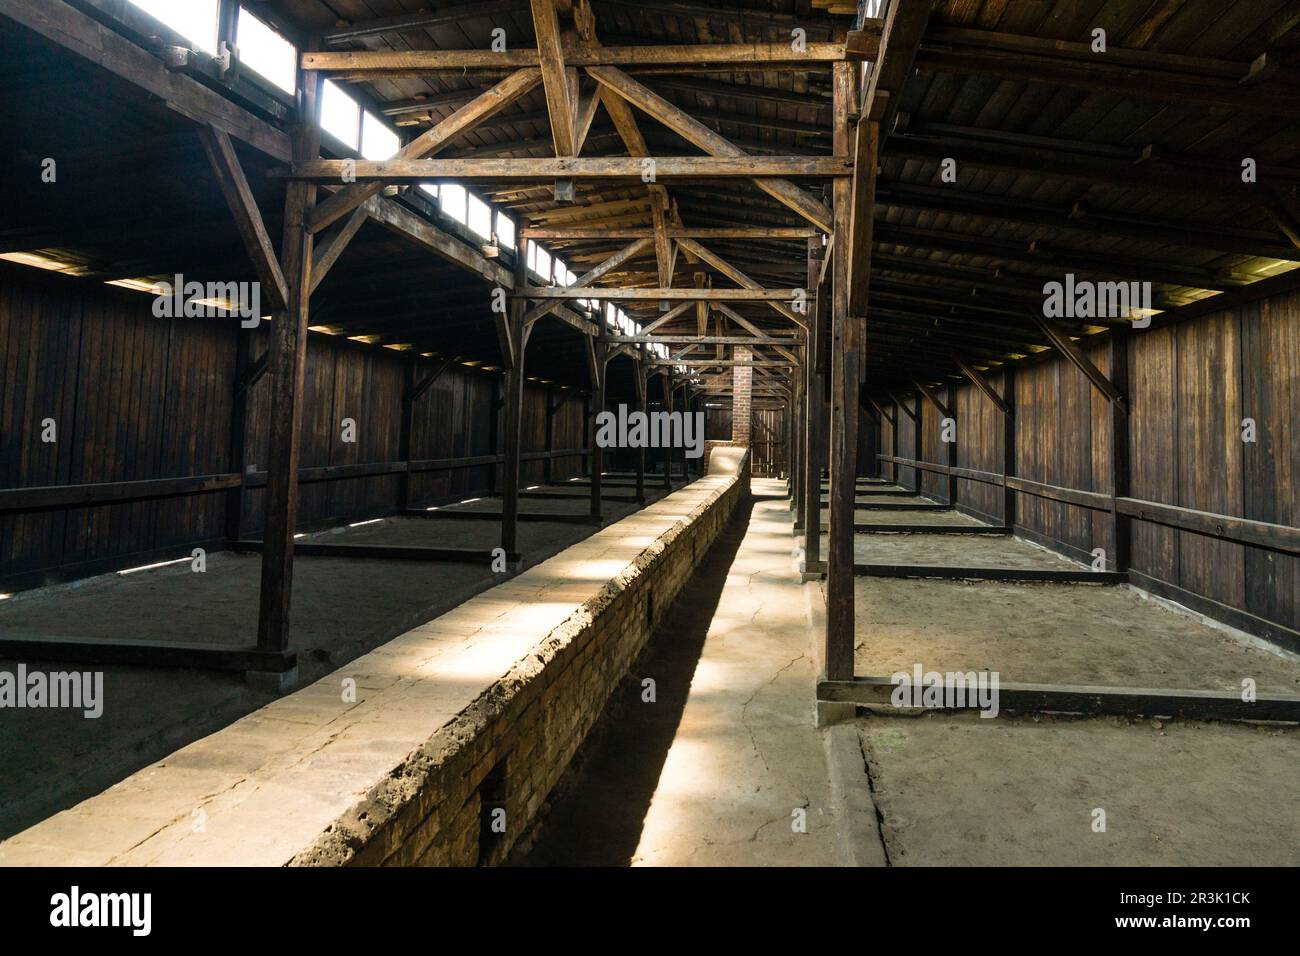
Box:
508 494 758 866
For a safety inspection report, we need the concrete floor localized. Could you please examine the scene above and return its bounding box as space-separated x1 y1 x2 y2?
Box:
517 479 849 866
0 480 673 840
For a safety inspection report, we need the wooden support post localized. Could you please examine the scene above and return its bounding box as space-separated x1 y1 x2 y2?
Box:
792 357 804 525
501 239 529 556
825 61 860 684
891 397 901 486
802 238 824 573
226 326 253 543
488 375 501 497
543 385 556 485
662 377 674 491
946 385 958 505
586 335 606 518
582 393 592 478
256 69 322 656
1003 366 1017 528
398 353 416 510
634 354 647 503
912 394 923 493
1109 327 1132 570
917 381 957 506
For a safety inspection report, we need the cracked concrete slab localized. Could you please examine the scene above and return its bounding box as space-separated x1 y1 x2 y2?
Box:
627 480 845 866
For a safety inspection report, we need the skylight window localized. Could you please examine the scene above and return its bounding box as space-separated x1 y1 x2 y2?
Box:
130 0 219 54
320 80 360 149
440 183 467 223
236 7 296 94
534 246 551 282
361 111 400 160
467 193 492 239
496 212 516 249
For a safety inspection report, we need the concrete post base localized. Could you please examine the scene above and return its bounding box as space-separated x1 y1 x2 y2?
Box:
815 700 857 728
246 666 299 694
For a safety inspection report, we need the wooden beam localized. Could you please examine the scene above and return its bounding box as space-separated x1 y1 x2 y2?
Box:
308 68 543 233
649 359 794 367
283 156 851 182
502 240 529 557
308 206 368 294
954 357 1012 416
522 226 818 239
1110 327 1131 572
531 0 577 159
573 83 603 153
825 60 860 683
197 126 289 312
677 238 808 328
301 43 852 74
887 135 1269 202
601 335 803 345
639 301 693 334
587 336 607 517
802 238 825 573
1031 314 1128 412
524 287 799 300
817 677 1300 723
522 236 654 325
323 1 530 43
861 0 932 130
587 66 835 232
845 119 878 319
256 69 321 655
913 378 952 419
915 27 1300 118
854 564 1124 584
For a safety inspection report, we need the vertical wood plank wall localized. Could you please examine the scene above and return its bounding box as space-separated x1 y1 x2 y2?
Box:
889 292 1298 649
0 266 584 588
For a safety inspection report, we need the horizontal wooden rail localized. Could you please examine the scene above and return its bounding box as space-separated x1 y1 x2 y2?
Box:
0 474 242 514
0 450 595 513
1116 497 1300 556
876 454 1300 554
817 676 1300 722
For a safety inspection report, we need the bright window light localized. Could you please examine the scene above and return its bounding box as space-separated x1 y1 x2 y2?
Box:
467 193 492 238
320 80 360 149
496 212 516 249
526 242 538 272
236 7 296 94
420 183 439 199
130 0 219 53
534 246 551 281
361 111 400 160
440 183 467 223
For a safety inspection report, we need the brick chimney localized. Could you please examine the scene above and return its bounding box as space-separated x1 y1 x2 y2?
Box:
731 345 752 446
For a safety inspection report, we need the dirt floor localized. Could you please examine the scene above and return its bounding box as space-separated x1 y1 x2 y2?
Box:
851 577 1300 693
838 511 1300 866
855 710 1300 866
820 505 982 528
0 480 678 840
855 531 1084 569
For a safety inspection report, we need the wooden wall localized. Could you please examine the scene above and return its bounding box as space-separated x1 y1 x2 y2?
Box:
0 265 586 590
889 290 1299 650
